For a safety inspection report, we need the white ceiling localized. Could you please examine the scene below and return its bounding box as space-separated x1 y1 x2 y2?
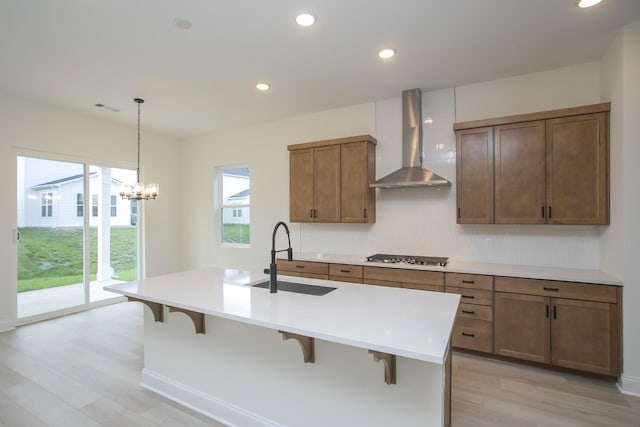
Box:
1 0 640 139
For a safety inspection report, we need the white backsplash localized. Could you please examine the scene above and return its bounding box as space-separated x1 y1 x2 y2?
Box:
298 88 603 270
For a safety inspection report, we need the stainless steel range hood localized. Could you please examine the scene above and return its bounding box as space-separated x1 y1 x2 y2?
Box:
371 88 451 188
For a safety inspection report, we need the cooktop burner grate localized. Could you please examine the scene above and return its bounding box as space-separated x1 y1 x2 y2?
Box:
366 254 448 267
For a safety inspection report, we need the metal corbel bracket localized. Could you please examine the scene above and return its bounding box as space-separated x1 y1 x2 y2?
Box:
279 331 315 363
368 350 397 385
167 306 206 334
127 296 164 322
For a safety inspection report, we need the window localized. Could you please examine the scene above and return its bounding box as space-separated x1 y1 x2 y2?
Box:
217 166 250 245
91 194 98 217
76 193 84 217
130 200 138 226
110 195 117 217
41 192 53 217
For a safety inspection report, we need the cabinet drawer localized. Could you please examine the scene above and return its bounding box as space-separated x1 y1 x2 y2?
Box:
446 288 493 306
495 277 618 303
402 283 444 292
445 273 493 290
457 303 492 321
329 264 363 280
277 260 328 276
363 267 444 286
452 318 493 353
329 275 362 284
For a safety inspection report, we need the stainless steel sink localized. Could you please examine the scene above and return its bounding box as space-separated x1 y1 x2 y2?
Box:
252 280 336 296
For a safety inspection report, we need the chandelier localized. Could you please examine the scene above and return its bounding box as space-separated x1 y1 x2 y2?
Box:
119 98 159 200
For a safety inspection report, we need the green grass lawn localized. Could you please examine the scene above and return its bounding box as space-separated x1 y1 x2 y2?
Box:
223 223 250 244
17 227 137 292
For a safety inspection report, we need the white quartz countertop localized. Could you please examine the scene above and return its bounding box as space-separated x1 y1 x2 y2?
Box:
104 268 460 364
289 252 622 286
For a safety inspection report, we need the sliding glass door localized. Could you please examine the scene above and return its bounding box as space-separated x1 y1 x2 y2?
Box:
16 156 138 319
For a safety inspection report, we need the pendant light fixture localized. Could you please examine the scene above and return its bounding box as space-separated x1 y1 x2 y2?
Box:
119 98 159 200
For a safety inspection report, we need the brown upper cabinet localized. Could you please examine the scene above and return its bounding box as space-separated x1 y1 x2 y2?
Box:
288 135 376 223
454 103 610 225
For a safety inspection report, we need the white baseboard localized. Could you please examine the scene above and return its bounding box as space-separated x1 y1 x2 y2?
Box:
0 319 15 333
140 368 281 427
618 375 640 397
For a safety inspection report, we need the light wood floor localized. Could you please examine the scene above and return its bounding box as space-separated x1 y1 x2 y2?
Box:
0 302 638 427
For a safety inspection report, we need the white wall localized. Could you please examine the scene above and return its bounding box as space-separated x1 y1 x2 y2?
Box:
298 63 604 269
601 21 640 395
454 62 601 122
179 103 376 271
0 93 181 330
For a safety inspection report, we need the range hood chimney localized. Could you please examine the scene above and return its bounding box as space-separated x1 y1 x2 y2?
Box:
370 88 451 188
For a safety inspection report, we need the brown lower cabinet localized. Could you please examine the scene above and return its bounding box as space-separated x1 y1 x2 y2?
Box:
276 260 329 280
276 259 621 377
494 278 620 376
446 273 494 353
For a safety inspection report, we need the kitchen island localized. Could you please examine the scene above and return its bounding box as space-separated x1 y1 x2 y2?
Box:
104 268 459 427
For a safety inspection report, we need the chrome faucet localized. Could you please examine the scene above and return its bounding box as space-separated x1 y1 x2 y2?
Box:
270 221 293 293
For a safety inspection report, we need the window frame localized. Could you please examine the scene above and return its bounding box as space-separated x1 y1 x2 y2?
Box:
215 165 251 247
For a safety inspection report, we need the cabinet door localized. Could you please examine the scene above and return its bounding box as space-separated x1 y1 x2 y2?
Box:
494 292 550 363
546 112 608 224
456 127 494 223
290 148 314 222
495 121 546 224
313 145 341 222
341 141 375 223
551 298 619 376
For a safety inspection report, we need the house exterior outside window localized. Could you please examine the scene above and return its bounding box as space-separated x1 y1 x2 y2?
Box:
91 194 98 217
110 195 117 217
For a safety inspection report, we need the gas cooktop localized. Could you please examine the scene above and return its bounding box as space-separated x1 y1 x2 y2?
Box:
366 254 449 267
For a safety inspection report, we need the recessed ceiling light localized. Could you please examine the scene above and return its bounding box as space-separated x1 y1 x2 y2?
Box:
578 0 602 8
256 83 271 91
295 13 315 27
378 48 396 59
173 18 192 30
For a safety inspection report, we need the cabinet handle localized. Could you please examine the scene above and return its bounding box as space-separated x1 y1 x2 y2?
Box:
364 208 367 219
461 294 475 299
546 304 549 318
457 207 461 218
461 309 475 315
461 332 475 337
541 206 545 218
310 209 313 218
340 269 350 273
295 265 305 269
314 209 317 218
553 305 557 320
548 206 552 218
543 287 559 292
462 280 475 284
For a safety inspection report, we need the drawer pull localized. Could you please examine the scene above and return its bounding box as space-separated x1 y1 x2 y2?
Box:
461 332 475 337
295 265 305 269
543 287 559 292
462 280 475 284
461 309 475 315
461 295 475 299
340 269 351 273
